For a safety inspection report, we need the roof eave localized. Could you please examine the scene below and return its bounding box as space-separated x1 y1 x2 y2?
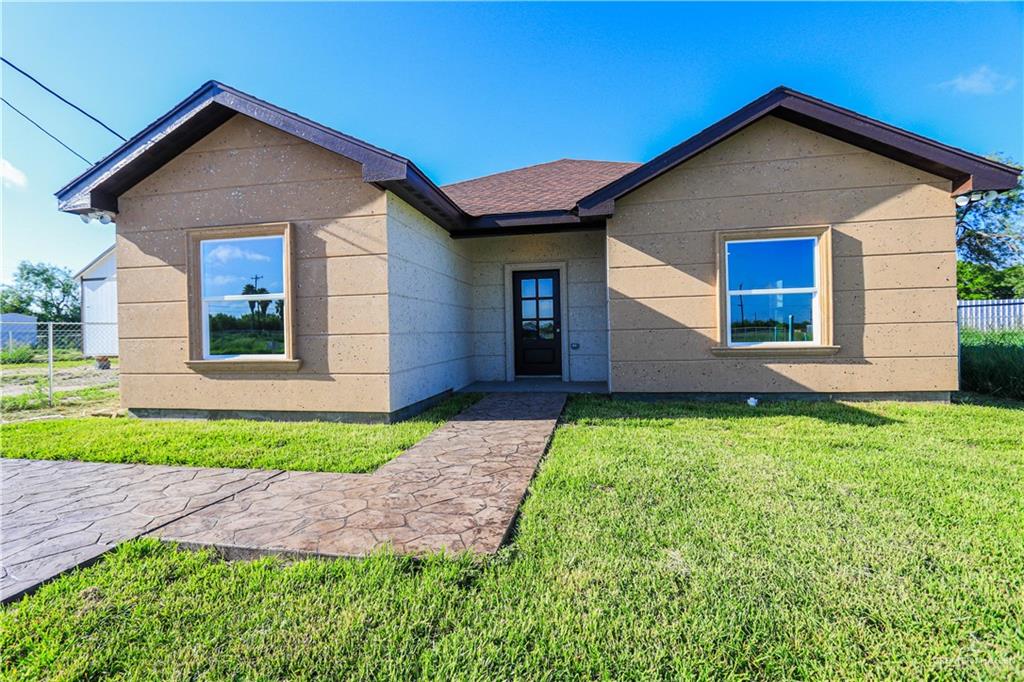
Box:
577 86 1020 215
55 81 468 231
448 209 607 238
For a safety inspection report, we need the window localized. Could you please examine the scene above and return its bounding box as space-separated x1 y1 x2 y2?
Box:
716 226 835 353
187 224 297 368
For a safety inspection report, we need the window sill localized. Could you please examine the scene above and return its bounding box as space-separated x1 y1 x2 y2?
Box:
186 359 303 373
710 345 840 358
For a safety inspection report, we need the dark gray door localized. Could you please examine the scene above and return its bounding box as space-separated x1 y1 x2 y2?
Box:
513 270 561 376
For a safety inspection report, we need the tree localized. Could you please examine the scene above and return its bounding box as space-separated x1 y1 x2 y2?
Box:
956 156 1024 267
3 261 80 321
0 284 34 315
241 283 258 327
1004 265 1024 298
255 287 271 320
957 261 1024 299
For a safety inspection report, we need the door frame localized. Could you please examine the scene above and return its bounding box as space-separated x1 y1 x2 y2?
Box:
504 262 569 382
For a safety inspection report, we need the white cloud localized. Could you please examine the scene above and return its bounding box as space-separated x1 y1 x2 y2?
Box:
209 274 247 286
204 244 271 264
940 65 1017 95
1 159 27 189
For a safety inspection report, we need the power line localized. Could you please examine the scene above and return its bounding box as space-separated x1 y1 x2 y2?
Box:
1 57 126 141
1 97 92 165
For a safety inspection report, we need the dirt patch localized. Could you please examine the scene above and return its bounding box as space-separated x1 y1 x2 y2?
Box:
1 364 121 398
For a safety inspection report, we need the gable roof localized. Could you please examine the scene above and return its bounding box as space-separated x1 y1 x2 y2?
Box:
73 244 116 280
577 86 1020 216
55 81 467 231
57 82 1019 235
443 159 641 216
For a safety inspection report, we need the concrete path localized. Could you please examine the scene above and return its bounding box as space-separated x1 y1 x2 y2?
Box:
1 459 276 603
1 392 566 602
154 392 566 557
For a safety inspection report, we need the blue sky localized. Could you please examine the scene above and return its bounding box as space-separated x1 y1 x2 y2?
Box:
2 2 1021 281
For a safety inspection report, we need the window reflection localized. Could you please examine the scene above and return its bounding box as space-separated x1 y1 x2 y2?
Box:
727 238 815 291
729 293 814 343
726 237 818 346
207 300 285 356
200 234 287 358
201 236 285 298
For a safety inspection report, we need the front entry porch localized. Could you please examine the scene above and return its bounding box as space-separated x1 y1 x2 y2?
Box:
460 378 608 394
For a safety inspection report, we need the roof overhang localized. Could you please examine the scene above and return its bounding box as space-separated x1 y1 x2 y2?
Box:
577 86 1021 217
450 210 606 238
56 81 468 232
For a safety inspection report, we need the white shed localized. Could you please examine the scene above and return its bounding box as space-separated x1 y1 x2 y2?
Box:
74 245 118 357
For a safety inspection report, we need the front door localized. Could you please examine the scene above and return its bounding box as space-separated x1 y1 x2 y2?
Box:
513 270 562 376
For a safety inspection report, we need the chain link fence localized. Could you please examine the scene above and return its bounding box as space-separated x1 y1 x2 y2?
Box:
0 321 119 412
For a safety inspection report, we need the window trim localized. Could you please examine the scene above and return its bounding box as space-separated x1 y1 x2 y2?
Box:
185 223 300 371
712 225 838 357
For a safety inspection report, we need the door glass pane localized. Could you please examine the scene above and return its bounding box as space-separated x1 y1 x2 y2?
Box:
207 299 285 356
201 235 285 298
521 320 537 339
538 278 554 297
538 299 554 318
729 292 814 343
521 300 537 319
726 238 815 291
538 320 555 340
521 279 536 298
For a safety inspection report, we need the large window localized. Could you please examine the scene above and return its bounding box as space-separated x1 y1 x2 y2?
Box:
722 229 832 349
193 229 291 361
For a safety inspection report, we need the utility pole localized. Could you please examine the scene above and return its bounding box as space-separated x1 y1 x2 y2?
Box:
250 274 264 326
737 284 745 330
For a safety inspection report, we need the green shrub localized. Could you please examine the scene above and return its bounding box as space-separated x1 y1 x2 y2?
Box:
960 329 1024 399
0 344 36 364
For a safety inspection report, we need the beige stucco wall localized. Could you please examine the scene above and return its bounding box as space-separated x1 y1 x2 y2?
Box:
115 111 954 411
464 231 609 382
116 114 392 414
386 193 475 409
607 116 958 394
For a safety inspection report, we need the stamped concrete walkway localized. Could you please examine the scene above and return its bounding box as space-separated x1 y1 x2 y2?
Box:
1 460 276 603
1 392 565 602
154 392 567 557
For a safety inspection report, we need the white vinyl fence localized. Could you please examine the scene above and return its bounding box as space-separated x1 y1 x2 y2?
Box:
957 299 1024 331
0 321 118 408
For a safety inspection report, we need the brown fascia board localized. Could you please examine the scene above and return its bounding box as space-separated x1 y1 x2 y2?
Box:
577 86 1021 217
55 81 468 231
452 209 606 238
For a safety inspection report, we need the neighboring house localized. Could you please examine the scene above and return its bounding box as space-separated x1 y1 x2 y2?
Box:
55 82 1020 420
0 313 38 349
74 245 119 357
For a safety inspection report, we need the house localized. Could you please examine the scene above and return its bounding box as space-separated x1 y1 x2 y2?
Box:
55 82 1020 421
74 245 119 357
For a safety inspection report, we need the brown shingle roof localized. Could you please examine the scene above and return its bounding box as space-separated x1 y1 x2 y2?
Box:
442 158 641 216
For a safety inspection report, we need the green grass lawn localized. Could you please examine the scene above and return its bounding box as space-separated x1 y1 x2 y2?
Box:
3 397 1023 679
1 393 479 473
